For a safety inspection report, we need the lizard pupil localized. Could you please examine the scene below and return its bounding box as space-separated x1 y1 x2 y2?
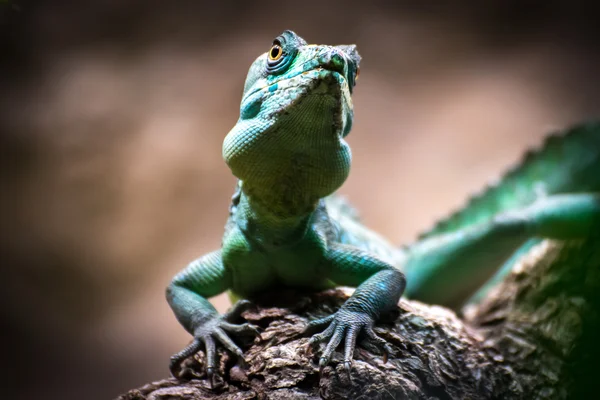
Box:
269 45 282 61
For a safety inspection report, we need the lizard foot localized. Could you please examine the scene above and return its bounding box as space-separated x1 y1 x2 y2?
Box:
169 300 260 385
307 308 391 379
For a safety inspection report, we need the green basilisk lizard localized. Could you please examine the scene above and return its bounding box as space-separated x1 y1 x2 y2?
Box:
166 30 600 383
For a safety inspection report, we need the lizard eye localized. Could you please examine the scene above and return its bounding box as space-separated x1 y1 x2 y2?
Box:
266 35 298 75
268 45 283 61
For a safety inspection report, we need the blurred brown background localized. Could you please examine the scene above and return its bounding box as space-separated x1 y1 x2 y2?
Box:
1 1 599 399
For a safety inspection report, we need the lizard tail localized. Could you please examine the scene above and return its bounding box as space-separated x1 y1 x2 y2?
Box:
417 121 600 240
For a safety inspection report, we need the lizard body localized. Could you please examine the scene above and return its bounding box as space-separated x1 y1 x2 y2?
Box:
166 30 600 381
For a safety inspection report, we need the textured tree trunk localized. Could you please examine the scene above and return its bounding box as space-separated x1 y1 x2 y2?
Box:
119 234 600 400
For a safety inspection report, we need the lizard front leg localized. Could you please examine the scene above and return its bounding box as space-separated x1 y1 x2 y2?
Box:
166 250 258 383
307 243 406 376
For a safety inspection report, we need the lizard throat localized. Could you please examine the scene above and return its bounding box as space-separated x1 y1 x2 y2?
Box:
242 182 320 220
235 188 317 247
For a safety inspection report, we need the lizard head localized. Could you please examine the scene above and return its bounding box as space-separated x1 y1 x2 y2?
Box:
223 31 361 208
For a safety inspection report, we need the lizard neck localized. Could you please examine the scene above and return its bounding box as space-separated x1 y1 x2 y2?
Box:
235 183 318 247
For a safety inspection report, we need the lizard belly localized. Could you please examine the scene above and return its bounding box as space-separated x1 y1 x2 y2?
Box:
268 246 333 290
222 225 274 297
267 226 334 289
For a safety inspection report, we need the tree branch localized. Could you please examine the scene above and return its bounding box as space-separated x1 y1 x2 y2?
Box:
119 235 600 399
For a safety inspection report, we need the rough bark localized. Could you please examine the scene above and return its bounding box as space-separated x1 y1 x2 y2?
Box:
119 235 600 400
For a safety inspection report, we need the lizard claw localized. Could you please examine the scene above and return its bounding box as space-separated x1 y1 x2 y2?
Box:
309 308 392 375
343 361 352 382
169 303 260 386
319 357 328 378
364 326 393 363
206 367 215 389
382 343 393 364
169 338 202 378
